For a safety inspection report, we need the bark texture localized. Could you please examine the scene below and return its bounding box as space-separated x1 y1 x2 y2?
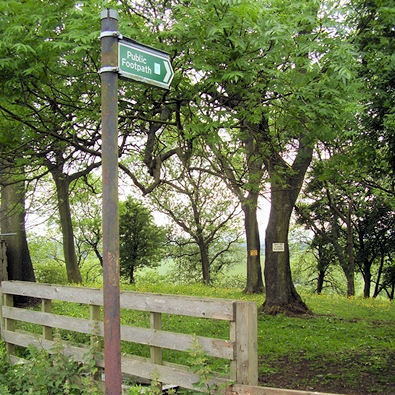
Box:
0 164 36 306
51 169 82 284
242 193 264 293
263 141 313 315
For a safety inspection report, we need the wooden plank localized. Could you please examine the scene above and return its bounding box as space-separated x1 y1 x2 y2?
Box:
4 294 15 355
3 329 91 361
3 330 230 392
120 290 235 320
9 355 28 365
2 306 99 337
1 281 235 320
120 322 234 360
42 299 53 340
1 281 103 305
150 312 162 365
233 301 258 385
119 353 231 391
2 306 234 359
226 384 343 395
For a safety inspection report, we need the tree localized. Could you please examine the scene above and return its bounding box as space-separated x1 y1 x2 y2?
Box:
119 197 167 284
352 0 395 187
354 197 394 298
168 0 359 312
294 207 340 295
297 149 395 298
149 156 243 284
296 162 357 297
0 0 105 283
70 176 103 267
0 160 36 306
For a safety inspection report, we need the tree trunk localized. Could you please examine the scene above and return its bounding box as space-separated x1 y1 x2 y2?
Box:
52 171 82 284
1 164 36 306
263 188 309 314
344 266 355 297
1 172 35 283
316 270 325 295
197 238 210 284
242 193 264 294
345 204 355 297
316 245 326 294
330 209 355 297
373 252 385 298
129 264 135 284
262 141 313 315
362 260 372 298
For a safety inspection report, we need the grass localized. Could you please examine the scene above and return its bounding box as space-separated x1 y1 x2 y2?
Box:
7 281 395 394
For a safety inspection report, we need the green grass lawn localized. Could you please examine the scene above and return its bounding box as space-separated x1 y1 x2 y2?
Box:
6 282 395 394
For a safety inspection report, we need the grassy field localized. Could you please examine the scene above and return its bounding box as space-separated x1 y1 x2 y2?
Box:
5 280 395 394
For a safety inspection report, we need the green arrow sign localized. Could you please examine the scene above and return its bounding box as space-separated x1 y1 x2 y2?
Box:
118 39 174 89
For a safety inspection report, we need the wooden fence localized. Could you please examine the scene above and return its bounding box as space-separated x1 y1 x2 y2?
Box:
0 280 257 391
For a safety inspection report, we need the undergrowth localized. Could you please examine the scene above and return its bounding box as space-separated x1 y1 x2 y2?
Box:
0 334 101 395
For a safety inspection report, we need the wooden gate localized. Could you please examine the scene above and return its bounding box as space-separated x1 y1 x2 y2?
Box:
0 280 258 391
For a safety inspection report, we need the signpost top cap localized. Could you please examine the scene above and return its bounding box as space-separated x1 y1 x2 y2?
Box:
101 9 118 20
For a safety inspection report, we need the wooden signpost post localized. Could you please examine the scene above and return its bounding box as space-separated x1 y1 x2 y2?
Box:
99 9 173 394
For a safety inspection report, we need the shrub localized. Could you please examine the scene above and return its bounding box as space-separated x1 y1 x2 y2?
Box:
34 261 68 284
0 338 101 394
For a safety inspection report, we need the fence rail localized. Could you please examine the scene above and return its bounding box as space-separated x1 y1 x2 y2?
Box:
0 280 258 391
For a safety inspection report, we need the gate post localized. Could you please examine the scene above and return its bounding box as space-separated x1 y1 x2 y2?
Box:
231 301 258 385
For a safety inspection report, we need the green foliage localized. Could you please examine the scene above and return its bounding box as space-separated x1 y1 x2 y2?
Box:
186 336 231 394
0 337 101 394
30 234 102 285
34 260 68 285
119 196 167 284
166 240 244 284
29 235 68 284
126 377 173 395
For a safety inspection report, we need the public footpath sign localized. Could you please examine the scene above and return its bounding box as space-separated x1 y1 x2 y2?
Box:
118 39 174 89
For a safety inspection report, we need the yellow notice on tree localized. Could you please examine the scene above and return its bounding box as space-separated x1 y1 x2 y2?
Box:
250 249 258 256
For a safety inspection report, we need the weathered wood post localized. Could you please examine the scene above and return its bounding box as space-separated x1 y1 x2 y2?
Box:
42 298 53 341
231 301 258 385
0 239 8 336
0 239 7 283
100 8 122 394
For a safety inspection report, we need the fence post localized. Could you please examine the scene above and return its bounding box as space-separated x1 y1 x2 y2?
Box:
231 301 258 386
90 304 103 383
0 240 8 337
0 240 7 283
0 283 2 337
4 293 15 355
90 305 101 346
150 312 163 365
42 299 53 341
